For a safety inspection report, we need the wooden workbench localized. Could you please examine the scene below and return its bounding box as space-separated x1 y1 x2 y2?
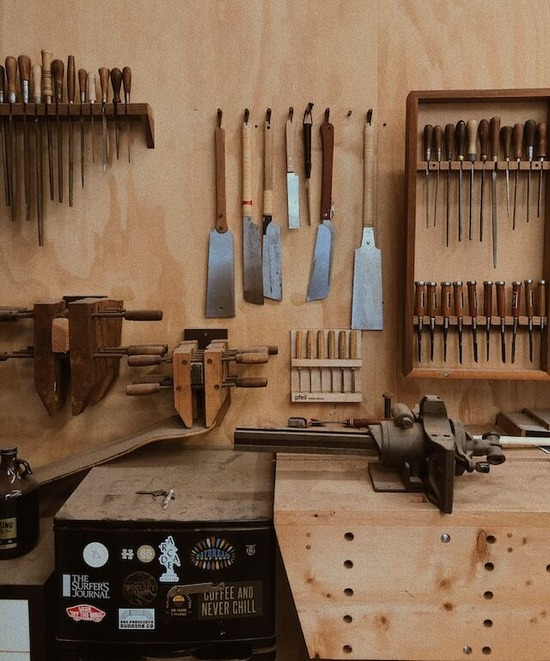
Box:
274 451 550 661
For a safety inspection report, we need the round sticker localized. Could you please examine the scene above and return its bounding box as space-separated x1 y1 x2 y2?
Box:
137 544 156 563
82 542 109 568
122 571 158 606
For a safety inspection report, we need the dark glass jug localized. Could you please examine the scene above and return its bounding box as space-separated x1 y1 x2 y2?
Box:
0 447 39 559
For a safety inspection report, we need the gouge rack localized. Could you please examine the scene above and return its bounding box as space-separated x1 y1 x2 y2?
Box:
405 88 550 380
290 329 362 402
125 330 278 428
0 296 162 415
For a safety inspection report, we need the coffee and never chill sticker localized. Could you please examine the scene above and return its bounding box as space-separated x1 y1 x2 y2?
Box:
198 581 263 620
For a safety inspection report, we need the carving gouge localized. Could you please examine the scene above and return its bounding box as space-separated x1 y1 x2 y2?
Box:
41 50 54 201
512 122 523 229
110 67 122 160
524 279 534 363
18 55 31 221
441 281 452 362
51 58 64 203
478 119 489 241
302 103 314 225
423 124 433 228
88 72 97 163
5 56 17 219
490 117 500 268
432 124 442 226
511 280 521 363
539 280 547 363
500 125 512 219
32 64 44 245
496 280 506 363
414 280 426 362
455 120 466 241
453 281 464 364
427 281 437 362
524 119 536 222
67 55 75 207
466 119 477 240
99 67 110 170
444 123 454 246
78 69 87 187
467 280 479 363
123 67 132 163
483 280 493 361
536 122 546 218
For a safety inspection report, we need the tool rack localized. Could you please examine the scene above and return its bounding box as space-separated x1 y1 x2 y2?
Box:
404 88 550 380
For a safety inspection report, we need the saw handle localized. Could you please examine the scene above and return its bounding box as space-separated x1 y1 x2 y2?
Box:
320 109 334 221
286 109 296 173
363 110 375 229
242 112 252 215
214 110 227 232
263 109 273 216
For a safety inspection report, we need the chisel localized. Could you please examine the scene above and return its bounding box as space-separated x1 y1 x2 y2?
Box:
441 281 452 362
490 117 500 268
466 119 477 240
18 55 31 221
524 279 534 363
496 280 506 363
414 280 426 362
51 58 64 203
478 119 489 241
98 67 110 170
423 124 433 228
427 281 437 362
0 65 8 206
467 280 479 363
511 280 521 364
110 68 122 160
67 55 75 207
455 120 466 241
524 119 536 222
453 281 464 364
444 123 454 247
41 50 54 201
5 56 17 220
536 122 546 218
512 122 523 229
500 125 512 219
538 280 547 362
78 69 87 187
432 124 442 226
87 72 96 163
483 280 493 361
32 64 44 245
123 67 132 163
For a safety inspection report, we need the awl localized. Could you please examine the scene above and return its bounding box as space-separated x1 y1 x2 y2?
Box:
67 55 75 207
18 55 31 221
351 109 383 330
483 280 493 361
441 281 451 362
453 281 464 364
525 279 534 363
262 108 282 300
466 119 477 240
490 116 500 267
455 120 466 241
467 280 479 363
423 123 432 228
511 280 521 364
307 108 334 302
51 58 64 203
99 66 110 170
496 280 506 363
524 119 536 222
206 109 235 318
286 107 300 228
242 109 263 305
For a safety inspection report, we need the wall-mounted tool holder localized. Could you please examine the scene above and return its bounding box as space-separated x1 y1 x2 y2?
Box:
405 89 550 380
0 296 163 415
126 330 278 428
290 329 362 402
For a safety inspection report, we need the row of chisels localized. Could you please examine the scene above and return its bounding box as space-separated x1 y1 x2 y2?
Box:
0 50 136 245
414 279 547 364
420 118 547 266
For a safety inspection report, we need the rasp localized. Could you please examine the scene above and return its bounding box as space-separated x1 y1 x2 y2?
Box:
307 108 334 302
206 109 235 318
242 109 263 305
351 109 383 330
262 108 282 300
286 106 300 228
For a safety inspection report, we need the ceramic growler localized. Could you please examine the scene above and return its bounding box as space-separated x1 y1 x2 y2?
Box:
0 447 39 559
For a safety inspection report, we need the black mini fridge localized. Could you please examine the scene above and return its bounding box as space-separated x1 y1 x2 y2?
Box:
54 450 276 660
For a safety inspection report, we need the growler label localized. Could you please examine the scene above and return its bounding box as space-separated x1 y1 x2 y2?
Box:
0 517 17 548
198 581 263 620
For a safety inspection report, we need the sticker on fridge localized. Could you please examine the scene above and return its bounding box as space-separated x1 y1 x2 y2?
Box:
119 608 155 630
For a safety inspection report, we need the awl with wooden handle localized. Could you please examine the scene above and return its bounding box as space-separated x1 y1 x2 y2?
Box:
41 50 54 201
496 280 506 363
123 67 131 163
455 120 466 241
32 64 44 244
484 280 493 361
511 280 521 364
500 125 512 219
524 279 534 363
467 280 479 363
110 67 122 160
444 123 454 247
490 116 500 267
51 58 64 203
88 71 97 164
512 122 523 229
432 125 442 226
78 69 87 188
536 122 546 218
5 56 17 219
67 55 75 207
466 119 477 240
18 55 31 221
478 119 489 241
539 280 547 362
524 119 536 222
423 123 432 228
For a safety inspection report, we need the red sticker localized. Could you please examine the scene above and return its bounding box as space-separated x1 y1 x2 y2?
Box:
66 604 106 623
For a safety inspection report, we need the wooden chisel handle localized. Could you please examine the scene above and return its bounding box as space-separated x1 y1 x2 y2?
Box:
490 117 501 161
478 119 489 162
214 108 227 232
433 124 442 161
426 282 437 317
327 330 336 359
5 57 17 103
67 55 75 104
122 66 131 104
32 64 41 103
513 123 524 160
349 330 359 359
483 280 493 316
320 108 334 221
51 59 64 103
453 281 464 317
444 123 454 160
501 125 512 160
306 330 314 358
316 330 325 359
41 50 53 102
338 330 347 359
110 67 122 104
17 56 31 103
441 282 452 318
455 121 465 160
538 280 547 319
423 124 433 161
78 69 87 103
525 279 534 317
496 281 506 317
511 281 521 316
363 109 375 229
536 122 547 159
263 108 273 216
466 120 478 161
467 281 478 317
98 67 110 103
87 72 96 103
414 281 426 317
242 109 252 215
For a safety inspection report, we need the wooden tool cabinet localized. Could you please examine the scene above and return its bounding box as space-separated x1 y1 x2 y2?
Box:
404 89 550 380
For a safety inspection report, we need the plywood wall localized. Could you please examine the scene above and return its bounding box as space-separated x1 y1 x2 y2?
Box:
1 0 550 469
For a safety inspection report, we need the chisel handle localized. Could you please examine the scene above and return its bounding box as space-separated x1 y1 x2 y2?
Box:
263 108 273 215
511 281 521 316
414 281 426 317
455 120 466 160
32 64 42 103
126 383 162 396
41 50 53 102
423 124 433 161
122 66 131 104
229 377 268 388
295 330 304 359
501 125 512 160
5 57 17 103
67 55 75 104
538 280 547 317
427 282 437 316
127 354 163 367
306 329 314 359
78 69 87 103
524 279 534 317
483 280 493 316
214 109 227 232
0 65 5 103
234 352 269 364
98 67 109 104
444 123 454 160
524 119 536 160
433 124 442 161
536 122 547 159
490 117 501 161
496 281 506 317
349 331 359 360
467 281 478 317
453 281 464 317
466 120 477 161
338 330 347 359
316 330 325 359
87 72 96 103
513 123 524 160
242 110 252 215
110 67 122 104
441 282 452 318
478 119 489 162
17 55 31 103
51 59 64 103
327 330 336 359
320 109 334 221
